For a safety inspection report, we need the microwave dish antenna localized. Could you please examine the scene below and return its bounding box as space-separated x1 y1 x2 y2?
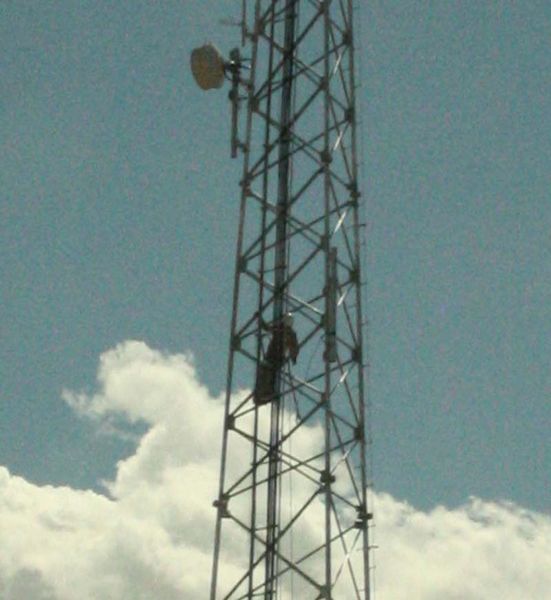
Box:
190 43 226 90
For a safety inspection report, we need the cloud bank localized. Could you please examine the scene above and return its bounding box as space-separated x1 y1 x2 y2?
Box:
1 341 549 599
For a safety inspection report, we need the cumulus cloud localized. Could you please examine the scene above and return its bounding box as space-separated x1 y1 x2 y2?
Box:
374 493 551 600
0 341 549 599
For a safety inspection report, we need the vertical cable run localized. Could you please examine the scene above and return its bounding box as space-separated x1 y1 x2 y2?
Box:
264 1 297 598
250 2 278 597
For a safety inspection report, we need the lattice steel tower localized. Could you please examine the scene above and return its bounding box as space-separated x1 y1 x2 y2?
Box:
193 1 373 598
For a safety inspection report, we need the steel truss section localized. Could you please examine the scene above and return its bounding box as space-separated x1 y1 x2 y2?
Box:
210 1 372 599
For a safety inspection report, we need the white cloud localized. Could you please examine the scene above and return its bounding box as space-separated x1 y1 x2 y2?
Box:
1 341 549 599
374 493 551 600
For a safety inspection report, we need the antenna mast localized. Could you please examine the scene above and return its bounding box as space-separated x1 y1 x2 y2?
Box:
206 1 372 597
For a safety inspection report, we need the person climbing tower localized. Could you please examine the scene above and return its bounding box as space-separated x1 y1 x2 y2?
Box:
254 312 299 405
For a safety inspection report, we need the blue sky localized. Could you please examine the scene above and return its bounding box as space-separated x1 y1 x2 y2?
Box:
1 0 549 523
